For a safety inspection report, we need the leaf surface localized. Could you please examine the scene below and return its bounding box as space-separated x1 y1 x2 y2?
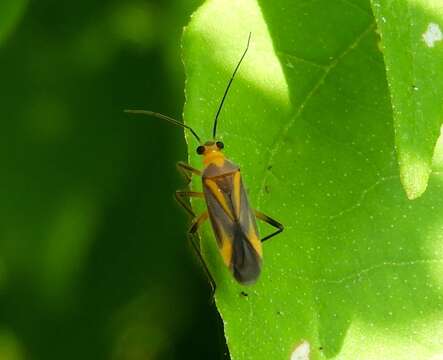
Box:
182 0 443 359
370 0 443 199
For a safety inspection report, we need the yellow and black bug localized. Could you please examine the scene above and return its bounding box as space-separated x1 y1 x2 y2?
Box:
126 34 283 285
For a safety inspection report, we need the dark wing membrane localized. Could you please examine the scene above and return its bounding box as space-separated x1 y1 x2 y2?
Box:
231 224 261 284
203 171 262 285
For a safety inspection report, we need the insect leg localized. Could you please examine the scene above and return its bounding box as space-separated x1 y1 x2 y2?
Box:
254 210 284 242
188 211 216 296
175 191 204 217
177 161 202 183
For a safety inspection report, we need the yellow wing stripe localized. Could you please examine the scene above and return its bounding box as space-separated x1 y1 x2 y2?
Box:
233 171 241 218
216 221 233 266
248 215 262 257
204 178 235 221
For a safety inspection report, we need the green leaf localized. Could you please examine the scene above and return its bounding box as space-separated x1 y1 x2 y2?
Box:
370 0 443 199
0 0 27 45
182 0 443 359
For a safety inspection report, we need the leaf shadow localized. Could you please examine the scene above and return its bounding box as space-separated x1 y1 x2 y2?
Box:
255 0 443 357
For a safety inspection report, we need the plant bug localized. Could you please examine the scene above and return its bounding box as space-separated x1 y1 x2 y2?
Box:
126 33 283 286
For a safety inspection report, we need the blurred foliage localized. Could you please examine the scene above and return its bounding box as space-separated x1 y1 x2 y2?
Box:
0 0 27 44
0 0 228 359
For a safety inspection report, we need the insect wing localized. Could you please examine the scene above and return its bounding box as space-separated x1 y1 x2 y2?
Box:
203 171 262 285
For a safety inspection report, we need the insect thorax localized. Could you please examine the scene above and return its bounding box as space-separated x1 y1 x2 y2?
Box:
202 159 240 179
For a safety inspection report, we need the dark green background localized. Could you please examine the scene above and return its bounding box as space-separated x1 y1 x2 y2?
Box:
0 0 226 358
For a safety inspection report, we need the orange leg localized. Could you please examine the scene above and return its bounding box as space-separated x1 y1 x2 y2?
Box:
176 161 202 183
175 190 204 217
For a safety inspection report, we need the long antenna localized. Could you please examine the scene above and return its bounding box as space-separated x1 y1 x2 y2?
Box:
124 109 201 143
212 32 251 139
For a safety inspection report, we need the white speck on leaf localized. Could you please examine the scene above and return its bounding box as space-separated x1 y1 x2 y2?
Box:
422 23 442 48
291 341 310 360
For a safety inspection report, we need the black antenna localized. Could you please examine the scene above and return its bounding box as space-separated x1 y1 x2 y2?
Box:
212 32 251 139
124 109 201 143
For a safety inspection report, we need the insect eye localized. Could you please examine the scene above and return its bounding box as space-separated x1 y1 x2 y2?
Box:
216 141 224 149
196 145 205 155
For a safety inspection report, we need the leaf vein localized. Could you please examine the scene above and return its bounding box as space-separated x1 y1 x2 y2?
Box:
258 22 377 207
312 258 443 285
276 50 328 69
326 175 399 220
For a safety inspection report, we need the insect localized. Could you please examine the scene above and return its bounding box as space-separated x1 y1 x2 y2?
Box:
126 34 283 285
